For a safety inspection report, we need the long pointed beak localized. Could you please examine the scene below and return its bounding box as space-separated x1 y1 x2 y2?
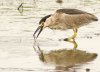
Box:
33 25 43 39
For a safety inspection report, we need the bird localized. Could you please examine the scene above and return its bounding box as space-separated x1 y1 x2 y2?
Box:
33 9 98 49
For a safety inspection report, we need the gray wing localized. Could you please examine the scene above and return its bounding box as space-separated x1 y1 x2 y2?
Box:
56 9 89 15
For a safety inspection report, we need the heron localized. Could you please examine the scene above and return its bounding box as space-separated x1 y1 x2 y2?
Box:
33 9 98 49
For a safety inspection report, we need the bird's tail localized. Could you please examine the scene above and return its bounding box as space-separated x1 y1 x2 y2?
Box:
90 14 98 21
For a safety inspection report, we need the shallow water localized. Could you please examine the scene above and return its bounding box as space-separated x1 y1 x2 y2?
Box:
0 0 100 72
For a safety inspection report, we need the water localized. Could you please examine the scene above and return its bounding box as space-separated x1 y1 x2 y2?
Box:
0 0 100 72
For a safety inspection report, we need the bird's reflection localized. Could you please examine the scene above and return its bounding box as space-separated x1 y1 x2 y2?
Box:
33 40 97 72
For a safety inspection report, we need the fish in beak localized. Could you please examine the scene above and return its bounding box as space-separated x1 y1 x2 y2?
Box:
33 24 44 39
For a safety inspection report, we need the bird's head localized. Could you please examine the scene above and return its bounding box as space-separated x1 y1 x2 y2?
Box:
33 14 52 39
33 22 44 39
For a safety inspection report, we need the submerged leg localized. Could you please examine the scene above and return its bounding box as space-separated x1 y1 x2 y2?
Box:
68 39 78 50
64 38 78 50
64 26 78 49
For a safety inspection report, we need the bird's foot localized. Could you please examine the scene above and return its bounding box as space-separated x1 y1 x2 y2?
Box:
63 38 72 41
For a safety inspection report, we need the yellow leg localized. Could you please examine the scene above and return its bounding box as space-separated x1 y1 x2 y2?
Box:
67 32 77 41
64 26 78 49
64 26 77 41
68 26 77 40
63 32 77 41
68 39 78 50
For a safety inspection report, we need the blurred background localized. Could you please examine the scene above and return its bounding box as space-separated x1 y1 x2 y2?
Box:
0 0 100 72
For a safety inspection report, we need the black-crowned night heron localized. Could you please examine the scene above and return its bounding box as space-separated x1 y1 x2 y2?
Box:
33 9 98 49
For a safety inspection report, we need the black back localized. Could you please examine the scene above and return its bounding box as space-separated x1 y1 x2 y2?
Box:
56 9 88 15
39 15 51 24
